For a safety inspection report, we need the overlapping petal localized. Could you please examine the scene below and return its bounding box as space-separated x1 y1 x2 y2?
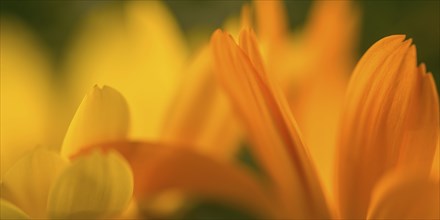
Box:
367 172 439 219
211 28 330 218
1 148 67 218
0 199 29 219
336 35 439 218
47 150 133 219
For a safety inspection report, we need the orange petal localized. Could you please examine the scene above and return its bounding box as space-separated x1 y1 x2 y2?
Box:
211 29 330 218
395 63 439 173
304 1 359 64
432 143 440 179
73 141 280 219
160 46 241 160
367 172 439 219
287 1 359 203
336 36 439 218
254 0 287 45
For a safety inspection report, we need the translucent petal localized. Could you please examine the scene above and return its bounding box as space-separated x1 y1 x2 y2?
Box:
336 36 439 218
1 148 67 218
0 17 52 178
64 1 187 141
0 199 29 219
47 150 133 219
61 85 130 157
367 172 439 219
211 29 330 218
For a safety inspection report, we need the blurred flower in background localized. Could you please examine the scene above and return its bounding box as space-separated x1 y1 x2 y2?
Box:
1 0 439 219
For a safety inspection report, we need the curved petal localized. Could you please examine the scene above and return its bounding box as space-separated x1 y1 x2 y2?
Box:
64 1 187 141
47 150 133 219
211 29 330 218
160 46 241 160
73 141 281 219
0 199 29 219
367 172 439 219
61 85 130 158
0 17 52 178
1 148 67 218
336 36 439 218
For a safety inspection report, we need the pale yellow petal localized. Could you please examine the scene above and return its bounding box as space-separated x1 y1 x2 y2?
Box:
1 148 67 218
367 172 439 219
0 17 52 178
160 46 241 159
61 85 129 158
211 29 330 218
336 36 439 218
47 150 133 219
0 199 29 219
64 1 187 141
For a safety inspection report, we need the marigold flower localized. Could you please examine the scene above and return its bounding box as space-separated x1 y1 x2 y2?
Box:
1 1 438 219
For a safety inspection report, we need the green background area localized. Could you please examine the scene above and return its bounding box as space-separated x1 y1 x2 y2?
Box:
1 0 439 84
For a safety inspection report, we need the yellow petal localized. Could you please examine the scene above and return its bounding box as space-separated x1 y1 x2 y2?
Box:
47 150 133 219
0 17 52 178
61 85 129 158
336 36 439 218
367 172 439 219
1 148 67 218
64 1 187 141
0 199 29 219
160 46 241 160
211 29 330 218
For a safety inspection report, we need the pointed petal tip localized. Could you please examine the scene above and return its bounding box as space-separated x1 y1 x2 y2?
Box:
385 34 406 41
212 29 224 38
61 84 130 158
